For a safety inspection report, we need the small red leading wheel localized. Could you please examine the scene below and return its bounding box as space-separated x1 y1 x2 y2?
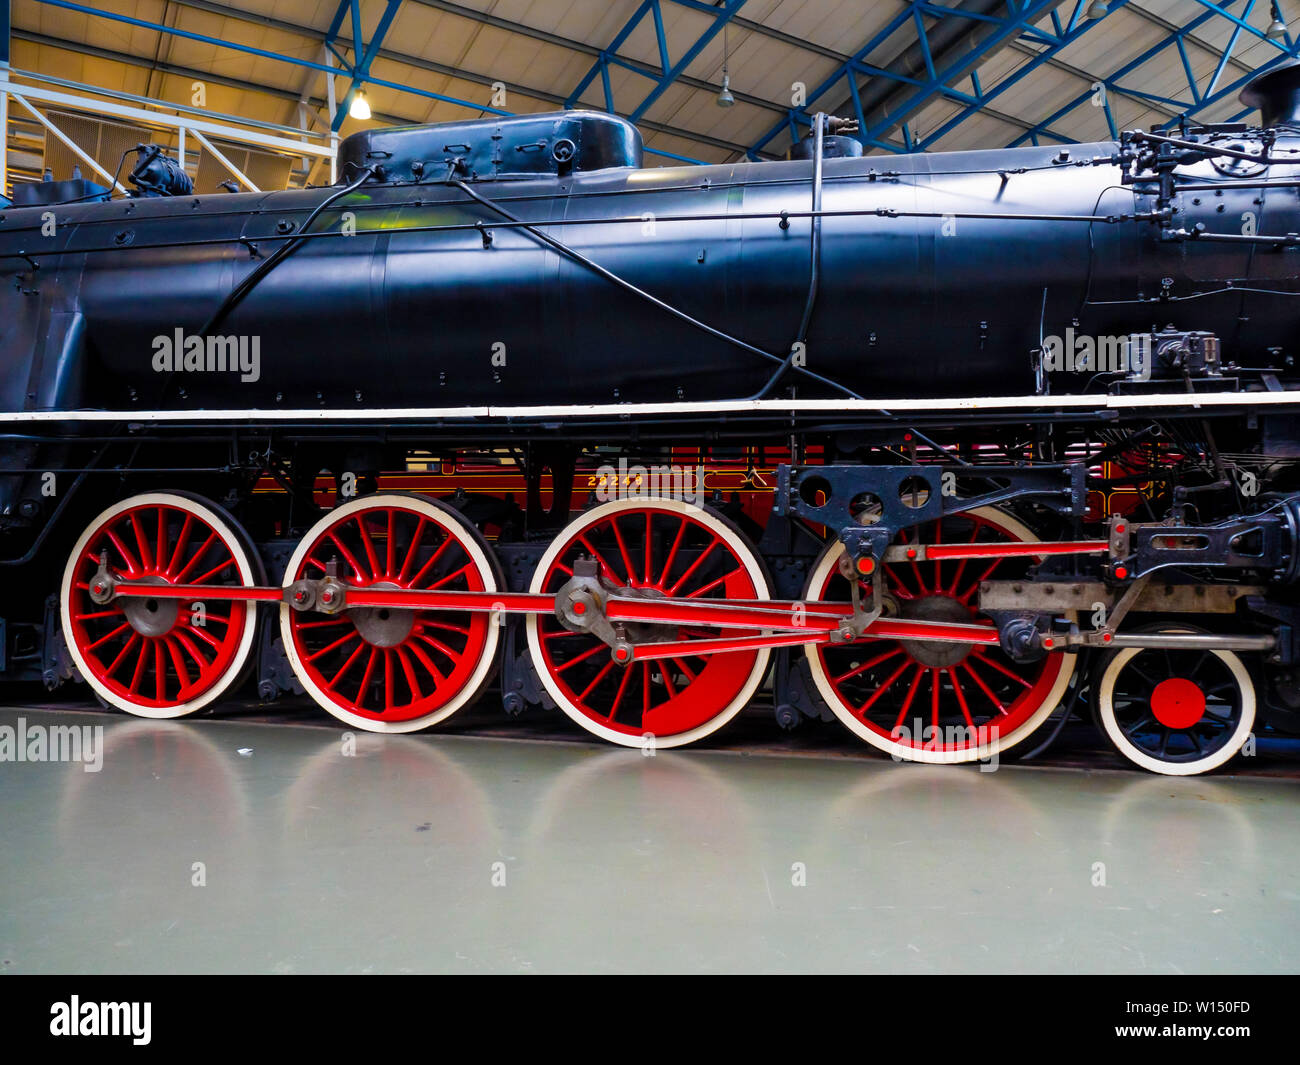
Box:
804 507 1077 763
61 492 261 718
281 494 503 733
527 498 772 748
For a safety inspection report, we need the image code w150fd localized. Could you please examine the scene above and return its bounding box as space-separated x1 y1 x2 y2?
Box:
3 59 1300 778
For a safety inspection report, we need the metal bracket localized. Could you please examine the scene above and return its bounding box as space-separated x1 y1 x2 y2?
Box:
553 557 620 649
828 555 881 642
87 552 116 605
776 463 1086 566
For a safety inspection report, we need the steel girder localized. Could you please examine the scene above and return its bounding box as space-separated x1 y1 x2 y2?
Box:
1010 0 1300 146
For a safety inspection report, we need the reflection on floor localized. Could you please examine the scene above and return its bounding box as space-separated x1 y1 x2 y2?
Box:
1 705 1297 973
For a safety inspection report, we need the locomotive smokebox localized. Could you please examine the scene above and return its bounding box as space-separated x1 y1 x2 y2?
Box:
1239 58 1300 126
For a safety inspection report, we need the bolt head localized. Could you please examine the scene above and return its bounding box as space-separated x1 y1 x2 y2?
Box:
1102 632 1113 643
573 601 587 616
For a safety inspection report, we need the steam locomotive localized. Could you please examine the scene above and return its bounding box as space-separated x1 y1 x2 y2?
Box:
2 59 1300 776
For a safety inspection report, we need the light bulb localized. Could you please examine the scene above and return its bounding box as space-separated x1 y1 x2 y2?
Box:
349 90 371 120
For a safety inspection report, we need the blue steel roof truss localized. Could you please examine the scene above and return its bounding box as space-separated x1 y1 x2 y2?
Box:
12 0 1300 163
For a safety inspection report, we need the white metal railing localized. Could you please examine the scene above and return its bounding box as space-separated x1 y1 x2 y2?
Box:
1 72 339 198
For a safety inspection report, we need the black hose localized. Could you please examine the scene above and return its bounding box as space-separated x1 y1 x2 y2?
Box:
447 175 863 400
194 164 378 339
1017 649 1092 762
748 112 824 402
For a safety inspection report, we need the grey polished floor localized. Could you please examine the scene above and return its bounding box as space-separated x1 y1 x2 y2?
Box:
1 706 1297 973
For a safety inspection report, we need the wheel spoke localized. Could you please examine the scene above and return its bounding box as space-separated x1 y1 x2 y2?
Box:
832 646 902 684
173 629 211 671
356 515 381 576
156 507 169 571
960 662 1007 716
305 630 360 663
130 512 154 571
129 640 148 694
643 511 653 588
397 517 428 582
186 623 223 651
969 650 1034 689
554 642 607 673
85 621 132 652
396 645 423 701
385 509 396 578
891 665 927 731
105 632 141 677
327 531 367 580
609 515 638 585
607 662 636 721
416 632 463 668
329 641 367 688
409 529 456 587
579 660 616 702
947 667 976 729
356 648 379 709
166 514 193 578
165 636 192 692
857 659 912 716
154 641 166 702
666 539 719 595
189 556 236 585
576 535 619 583
173 531 218 583
105 529 140 575
406 639 447 686
427 561 474 590
684 566 741 598
659 517 688 591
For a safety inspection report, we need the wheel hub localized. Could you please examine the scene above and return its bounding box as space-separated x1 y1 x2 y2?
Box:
898 595 974 667
1151 676 1207 729
348 582 417 647
120 575 180 637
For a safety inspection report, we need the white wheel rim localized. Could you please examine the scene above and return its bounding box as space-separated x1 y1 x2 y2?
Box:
1097 641 1256 776
280 494 501 734
526 497 771 749
804 506 1077 764
61 492 259 719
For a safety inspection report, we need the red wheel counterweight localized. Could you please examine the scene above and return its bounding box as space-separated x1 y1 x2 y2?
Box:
61 492 260 718
281 495 502 733
527 498 772 748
